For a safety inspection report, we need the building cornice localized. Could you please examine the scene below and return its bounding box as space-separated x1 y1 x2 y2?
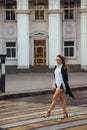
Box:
16 10 30 14
79 9 87 13
47 9 62 14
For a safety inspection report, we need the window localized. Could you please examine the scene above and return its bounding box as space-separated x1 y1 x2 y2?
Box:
64 41 74 57
63 1 74 19
6 42 16 58
35 10 44 20
34 1 45 20
6 2 16 20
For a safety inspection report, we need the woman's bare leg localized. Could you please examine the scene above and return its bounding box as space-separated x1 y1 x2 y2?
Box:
59 91 68 119
47 89 61 112
59 91 67 113
43 89 62 117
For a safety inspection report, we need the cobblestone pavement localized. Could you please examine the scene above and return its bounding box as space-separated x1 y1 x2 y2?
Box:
0 90 87 130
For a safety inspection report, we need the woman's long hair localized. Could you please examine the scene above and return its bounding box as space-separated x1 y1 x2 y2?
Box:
56 55 67 70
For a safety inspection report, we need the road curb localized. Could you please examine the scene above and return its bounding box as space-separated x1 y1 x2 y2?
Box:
0 86 87 100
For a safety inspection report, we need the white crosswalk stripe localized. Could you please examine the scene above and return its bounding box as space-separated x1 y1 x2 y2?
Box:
0 101 87 130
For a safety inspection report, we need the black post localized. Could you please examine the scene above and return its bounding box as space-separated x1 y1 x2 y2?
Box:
0 55 6 92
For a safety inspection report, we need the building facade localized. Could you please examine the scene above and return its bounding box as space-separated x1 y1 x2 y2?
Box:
0 0 87 71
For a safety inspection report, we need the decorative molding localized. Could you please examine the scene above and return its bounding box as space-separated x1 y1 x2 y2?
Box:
79 9 87 13
30 32 48 38
7 26 15 35
65 25 72 34
16 10 30 14
47 9 62 14
30 30 48 36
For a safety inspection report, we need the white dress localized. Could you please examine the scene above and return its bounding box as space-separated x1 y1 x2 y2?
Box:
54 64 66 90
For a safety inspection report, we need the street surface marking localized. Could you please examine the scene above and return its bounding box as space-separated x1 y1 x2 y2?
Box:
0 101 87 130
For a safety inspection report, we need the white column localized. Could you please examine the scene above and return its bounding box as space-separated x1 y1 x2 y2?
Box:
81 0 87 70
17 0 29 68
48 0 61 68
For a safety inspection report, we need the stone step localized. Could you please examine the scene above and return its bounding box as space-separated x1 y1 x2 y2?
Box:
5 65 85 74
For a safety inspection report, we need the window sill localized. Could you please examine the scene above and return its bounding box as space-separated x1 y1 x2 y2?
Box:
63 19 75 21
33 20 46 22
65 57 77 60
6 58 17 61
4 20 17 23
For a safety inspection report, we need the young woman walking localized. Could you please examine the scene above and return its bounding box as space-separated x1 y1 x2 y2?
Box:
43 54 74 119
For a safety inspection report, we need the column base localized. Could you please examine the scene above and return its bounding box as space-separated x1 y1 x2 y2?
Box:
49 65 55 69
81 65 87 70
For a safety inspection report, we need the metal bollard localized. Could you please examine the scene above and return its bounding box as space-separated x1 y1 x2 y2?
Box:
0 54 6 92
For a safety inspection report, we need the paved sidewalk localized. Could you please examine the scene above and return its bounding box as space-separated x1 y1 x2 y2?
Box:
0 72 87 98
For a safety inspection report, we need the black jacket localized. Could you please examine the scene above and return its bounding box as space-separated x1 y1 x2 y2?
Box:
54 65 75 99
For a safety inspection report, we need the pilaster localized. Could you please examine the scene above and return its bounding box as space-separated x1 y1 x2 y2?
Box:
48 0 61 68
80 0 87 70
17 0 29 68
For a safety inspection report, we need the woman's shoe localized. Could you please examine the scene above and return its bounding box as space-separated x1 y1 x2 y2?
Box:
43 112 50 118
61 112 68 120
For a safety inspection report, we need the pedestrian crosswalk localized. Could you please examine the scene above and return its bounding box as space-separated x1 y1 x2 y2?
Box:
0 100 87 130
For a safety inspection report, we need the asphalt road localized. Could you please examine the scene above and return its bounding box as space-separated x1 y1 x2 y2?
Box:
0 89 87 130
9 89 87 107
